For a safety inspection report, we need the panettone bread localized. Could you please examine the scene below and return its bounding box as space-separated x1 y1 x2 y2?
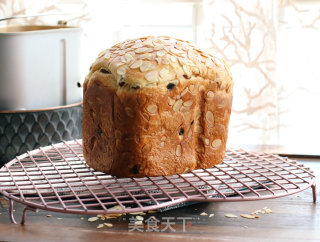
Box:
83 36 233 178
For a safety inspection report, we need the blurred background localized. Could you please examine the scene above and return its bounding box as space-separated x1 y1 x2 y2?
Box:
1 0 319 155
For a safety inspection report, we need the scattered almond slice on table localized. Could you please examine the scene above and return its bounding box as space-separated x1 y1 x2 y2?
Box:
200 212 208 216
88 217 99 222
241 214 259 219
104 223 113 228
225 213 238 218
209 214 214 218
97 224 104 229
136 215 144 221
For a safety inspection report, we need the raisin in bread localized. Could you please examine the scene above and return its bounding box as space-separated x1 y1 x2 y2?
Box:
83 36 233 178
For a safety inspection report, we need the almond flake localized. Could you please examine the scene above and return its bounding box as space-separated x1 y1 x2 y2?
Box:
183 100 193 107
241 214 257 219
46 215 52 217
156 50 166 57
225 213 238 218
147 104 158 114
130 60 143 69
155 57 162 64
135 47 149 53
207 91 214 98
88 217 99 222
209 214 214 218
173 99 183 112
104 223 113 228
206 111 214 124
129 212 146 215
97 224 104 229
134 220 143 225
162 58 170 64
80 217 84 220
140 61 152 72
136 216 144 221
167 97 175 106
211 139 221 150
171 56 177 62
117 67 126 75
200 212 208 216
175 144 182 156
118 50 126 55
145 71 159 83
159 68 170 78
154 44 164 50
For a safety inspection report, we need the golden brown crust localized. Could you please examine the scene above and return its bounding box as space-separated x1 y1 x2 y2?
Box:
83 36 233 178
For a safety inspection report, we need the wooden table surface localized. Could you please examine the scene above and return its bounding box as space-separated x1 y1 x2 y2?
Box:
0 157 319 242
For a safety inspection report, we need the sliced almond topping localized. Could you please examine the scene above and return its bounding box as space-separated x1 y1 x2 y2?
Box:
145 71 159 83
161 136 166 141
140 61 152 72
159 68 170 79
189 85 195 92
130 60 143 69
167 97 175 106
170 56 177 62
162 58 170 64
204 138 210 146
135 47 149 53
176 144 182 156
104 53 111 59
173 99 183 112
180 88 188 97
211 139 222 150
118 50 126 56
156 50 166 57
206 111 214 124
155 57 162 64
147 104 158 114
154 44 164 50
117 66 126 75
207 91 214 98
183 100 193 107
160 141 165 147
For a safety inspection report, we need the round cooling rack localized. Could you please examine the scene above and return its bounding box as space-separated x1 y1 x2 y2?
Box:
0 139 316 224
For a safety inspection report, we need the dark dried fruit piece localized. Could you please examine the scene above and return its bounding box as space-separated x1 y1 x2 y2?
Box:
179 128 184 135
119 82 125 87
131 165 139 174
191 120 194 125
183 74 190 79
97 124 102 136
132 85 140 90
166 83 176 90
100 68 111 74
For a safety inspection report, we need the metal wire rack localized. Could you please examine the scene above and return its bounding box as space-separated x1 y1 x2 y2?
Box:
0 140 316 224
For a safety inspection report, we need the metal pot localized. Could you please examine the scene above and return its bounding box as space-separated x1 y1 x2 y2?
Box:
0 25 82 110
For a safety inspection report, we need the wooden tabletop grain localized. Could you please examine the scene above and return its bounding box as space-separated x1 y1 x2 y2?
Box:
0 158 319 242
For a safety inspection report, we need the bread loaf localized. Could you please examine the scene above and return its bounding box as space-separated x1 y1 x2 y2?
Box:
83 36 233 178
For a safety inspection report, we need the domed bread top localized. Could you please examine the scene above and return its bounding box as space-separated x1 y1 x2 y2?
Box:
85 36 233 91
